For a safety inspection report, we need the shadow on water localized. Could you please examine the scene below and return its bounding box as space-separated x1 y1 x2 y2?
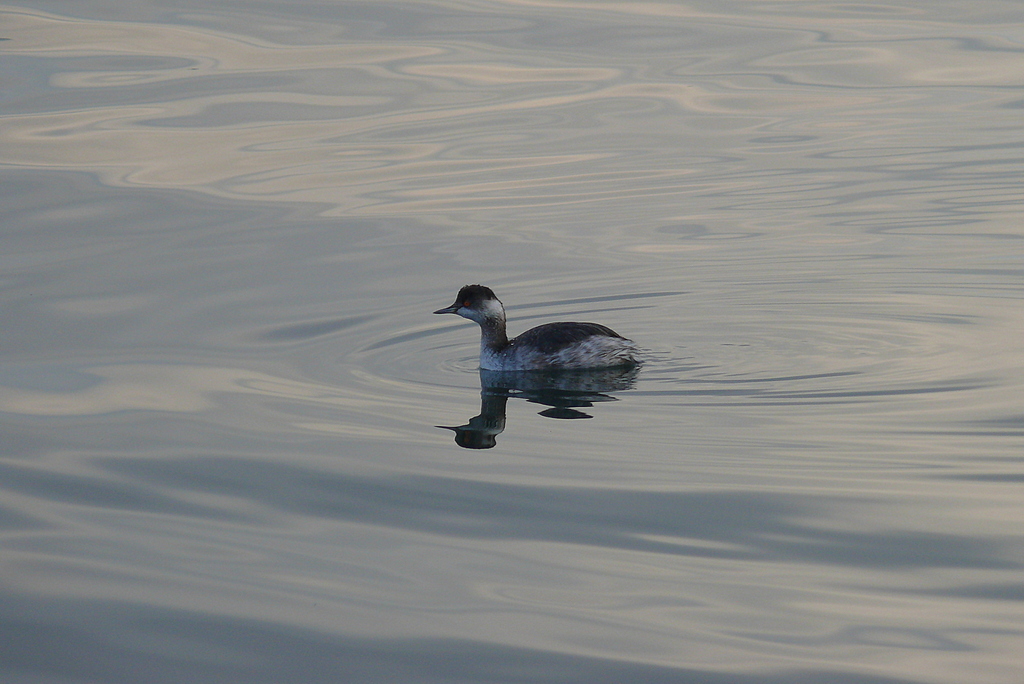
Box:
438 366 640 449
0 595 926 684
101 456 1019 573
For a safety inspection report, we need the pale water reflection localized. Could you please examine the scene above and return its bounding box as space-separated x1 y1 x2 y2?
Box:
2 0 1024 683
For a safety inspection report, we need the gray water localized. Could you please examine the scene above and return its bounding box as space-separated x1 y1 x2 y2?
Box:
2 1 1023 682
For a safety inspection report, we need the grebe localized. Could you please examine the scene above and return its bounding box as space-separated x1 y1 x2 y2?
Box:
434 285 640 370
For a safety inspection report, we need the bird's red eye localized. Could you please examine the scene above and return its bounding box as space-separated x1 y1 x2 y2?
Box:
463 301 471 307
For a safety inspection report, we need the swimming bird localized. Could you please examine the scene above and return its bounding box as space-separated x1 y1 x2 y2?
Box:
434 285 640 370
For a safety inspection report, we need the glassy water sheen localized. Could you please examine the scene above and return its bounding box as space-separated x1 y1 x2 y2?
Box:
1 1 1023 682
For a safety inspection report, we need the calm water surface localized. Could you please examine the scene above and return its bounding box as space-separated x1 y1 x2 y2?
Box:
1 1 1023 682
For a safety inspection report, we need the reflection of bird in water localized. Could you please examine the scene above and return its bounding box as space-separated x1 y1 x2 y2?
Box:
438 366 640 449
438 393 509 450
434 285 641 370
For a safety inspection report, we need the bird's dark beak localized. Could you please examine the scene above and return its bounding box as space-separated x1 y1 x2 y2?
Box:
433 302 461 315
